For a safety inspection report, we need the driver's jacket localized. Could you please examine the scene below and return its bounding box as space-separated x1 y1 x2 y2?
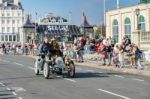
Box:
39 42 62 57
39 42 52 54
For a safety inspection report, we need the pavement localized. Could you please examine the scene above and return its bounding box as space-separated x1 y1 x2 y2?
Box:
0 54 150 99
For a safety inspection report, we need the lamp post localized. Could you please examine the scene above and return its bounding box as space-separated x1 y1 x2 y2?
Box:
34 12 38 44
135 8 140 47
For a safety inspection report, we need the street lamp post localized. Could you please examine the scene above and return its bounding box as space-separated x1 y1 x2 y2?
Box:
34 12 37 44
135 8 140 47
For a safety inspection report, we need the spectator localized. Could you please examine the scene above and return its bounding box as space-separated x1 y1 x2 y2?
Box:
118 45 125 68
100 43 108 66
113 44 120 67
134 45 144 70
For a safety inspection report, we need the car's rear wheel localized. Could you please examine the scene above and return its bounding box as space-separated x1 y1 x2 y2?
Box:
68 62 75 78
43 63 50 79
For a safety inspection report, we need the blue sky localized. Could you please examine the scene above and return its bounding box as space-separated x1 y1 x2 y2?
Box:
21 0 140 26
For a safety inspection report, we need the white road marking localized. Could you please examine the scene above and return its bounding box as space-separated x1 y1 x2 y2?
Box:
86 70 95 72
18 97 23 99
6 87 11 91
28 67 34 70
11 87 26 92
65 78 76 83
1 60 10 63
114 75 125 79
133 78 144 82
12 92 17 95
13 62 24 67
0 82 5 87
98 89 131 99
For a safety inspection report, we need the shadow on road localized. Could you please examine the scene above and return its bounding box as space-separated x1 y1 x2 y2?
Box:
75 72 109 78
74 72 126 79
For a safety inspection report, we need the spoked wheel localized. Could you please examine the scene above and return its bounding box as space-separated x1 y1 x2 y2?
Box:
43 63 50 79
34 61 39 75
68 62 75 78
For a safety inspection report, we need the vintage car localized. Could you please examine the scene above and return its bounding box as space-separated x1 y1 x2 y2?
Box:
34 53 75 79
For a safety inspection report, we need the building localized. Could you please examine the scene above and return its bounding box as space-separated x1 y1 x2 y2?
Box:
106 2 150 50
80 13 93 38
37 13 80 42
0 0 24 43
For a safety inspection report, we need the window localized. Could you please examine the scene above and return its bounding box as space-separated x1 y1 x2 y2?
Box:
59 19 63 23
138 15 145 31
2 13 4 16
9 35 12 41
12 20 15 24
7 13 10 16
2 20 5 24
18 13 21 16
5 35 8 41
13 35 16 41
113 19 119 43
1 35 4 41
7 27 10 33
7 20 10 24
124 18 131 39
2 27 5 33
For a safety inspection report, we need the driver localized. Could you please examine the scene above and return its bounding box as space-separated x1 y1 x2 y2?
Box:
50 39 63 65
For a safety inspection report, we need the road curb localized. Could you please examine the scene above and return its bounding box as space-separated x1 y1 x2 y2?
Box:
76 62 150 77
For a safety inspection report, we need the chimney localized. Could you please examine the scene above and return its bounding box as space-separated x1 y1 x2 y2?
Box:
14 0 19 6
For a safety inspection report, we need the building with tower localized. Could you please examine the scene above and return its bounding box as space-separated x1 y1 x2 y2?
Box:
0 0 24 43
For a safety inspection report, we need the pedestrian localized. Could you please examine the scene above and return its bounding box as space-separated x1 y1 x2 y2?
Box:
107 44 113 66
118 45 125 68
112 44 120 67
134 45 144 70
100 43 108 66
73 43 79 62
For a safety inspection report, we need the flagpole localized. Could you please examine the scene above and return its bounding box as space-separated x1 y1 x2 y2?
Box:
117 0 120 9
104 0 106 26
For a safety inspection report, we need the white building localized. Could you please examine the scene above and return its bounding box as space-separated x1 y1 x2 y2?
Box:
0 0 24 43
106 2 150 50
37 13 80 41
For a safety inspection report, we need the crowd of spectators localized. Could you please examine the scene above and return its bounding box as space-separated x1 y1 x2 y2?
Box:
63 36 144 70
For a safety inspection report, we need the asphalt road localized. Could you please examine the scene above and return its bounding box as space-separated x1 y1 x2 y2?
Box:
0 54 150 99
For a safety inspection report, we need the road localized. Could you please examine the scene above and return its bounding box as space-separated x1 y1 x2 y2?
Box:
0 54 150 99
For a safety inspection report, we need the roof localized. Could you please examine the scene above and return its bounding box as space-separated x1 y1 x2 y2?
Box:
80 14 93 28
40 13 68 23
37 25 80 36
23 15 35 28
0 2 23 10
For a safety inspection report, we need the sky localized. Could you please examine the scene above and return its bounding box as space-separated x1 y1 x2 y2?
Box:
21 0 140 26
